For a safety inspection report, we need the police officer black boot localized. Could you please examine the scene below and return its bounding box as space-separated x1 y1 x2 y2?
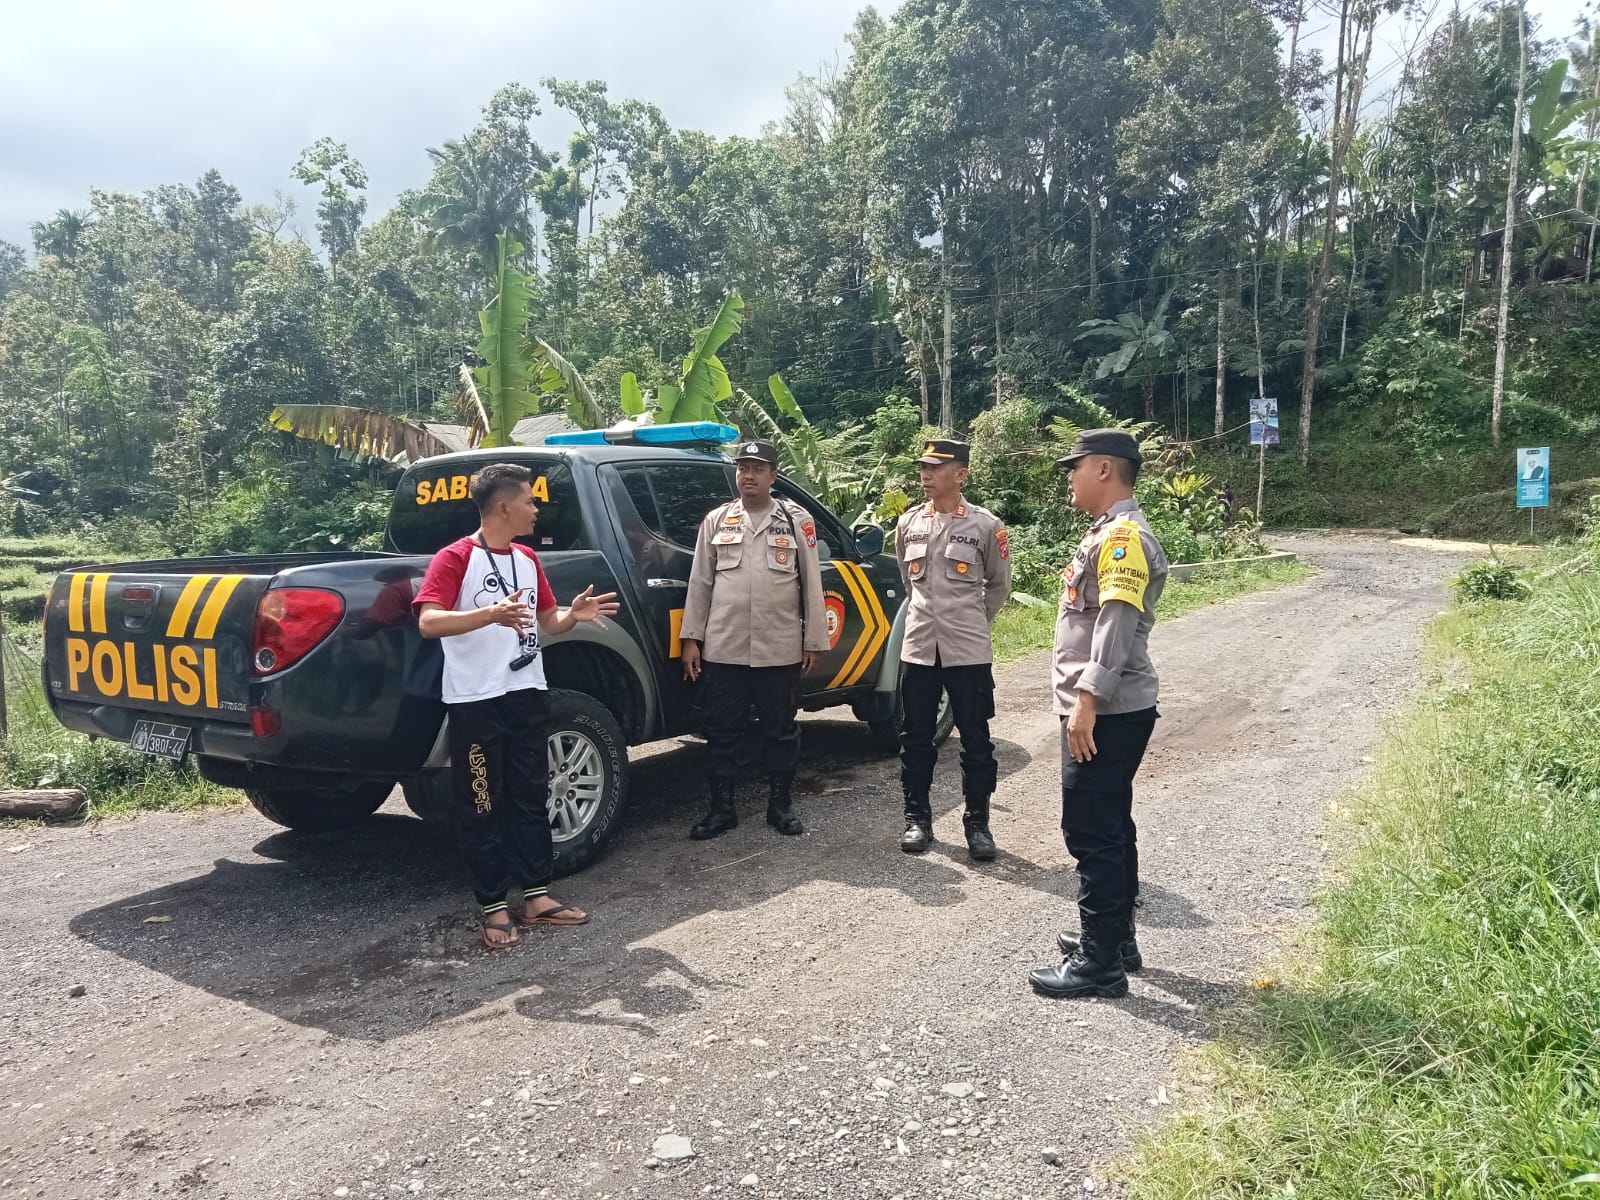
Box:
690 779 738 840
1056 912 1142 972
962 796 997 861
1029 921 1130 999
766 773 803 835
900 790 933 853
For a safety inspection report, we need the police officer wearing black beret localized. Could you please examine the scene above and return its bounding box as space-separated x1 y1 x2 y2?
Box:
1030 429 1168 1000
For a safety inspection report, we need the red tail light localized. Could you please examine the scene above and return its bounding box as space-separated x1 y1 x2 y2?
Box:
253 589 344 675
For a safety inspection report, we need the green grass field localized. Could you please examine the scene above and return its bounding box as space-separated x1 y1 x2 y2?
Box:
1128 560 1600 1198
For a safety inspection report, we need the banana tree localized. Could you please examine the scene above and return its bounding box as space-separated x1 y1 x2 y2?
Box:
727 374 884 524
463 233 604 444
1525 59 1600 183
1074 290 1176 422
270 231 603 463
618 292 745 424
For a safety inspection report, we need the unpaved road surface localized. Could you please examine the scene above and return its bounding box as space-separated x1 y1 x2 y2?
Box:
1 534 1473 1200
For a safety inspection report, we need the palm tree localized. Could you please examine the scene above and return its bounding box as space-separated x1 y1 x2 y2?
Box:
30 209 91 262
415 138 540 281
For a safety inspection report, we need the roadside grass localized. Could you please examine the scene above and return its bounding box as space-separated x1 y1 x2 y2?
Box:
1127 564 1600 1198
993 558 1312 665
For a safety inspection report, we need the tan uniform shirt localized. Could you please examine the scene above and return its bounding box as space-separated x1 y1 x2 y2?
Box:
1052 498 1167 716
680 496 829 667
895 498 1012 668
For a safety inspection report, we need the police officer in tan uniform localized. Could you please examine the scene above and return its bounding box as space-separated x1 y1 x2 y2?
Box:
894 439 1012 859
1029 429 1168 1000
680 440 828 840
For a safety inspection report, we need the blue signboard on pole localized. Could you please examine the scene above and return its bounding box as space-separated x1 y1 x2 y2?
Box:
1516 447 1550 509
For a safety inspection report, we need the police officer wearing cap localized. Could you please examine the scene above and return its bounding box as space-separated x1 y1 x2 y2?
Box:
1029 429 1168 1000
680 439 829 840
894 439 1013 859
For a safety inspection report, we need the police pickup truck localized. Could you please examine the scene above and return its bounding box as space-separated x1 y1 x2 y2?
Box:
42 423 951 875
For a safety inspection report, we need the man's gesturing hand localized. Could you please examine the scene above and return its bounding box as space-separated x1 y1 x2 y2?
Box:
568 584 621 626
1067 689 1099 764
681 640 702 682
487 589 534 632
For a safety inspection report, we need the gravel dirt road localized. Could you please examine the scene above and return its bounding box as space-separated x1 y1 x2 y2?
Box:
0 533 1474 1200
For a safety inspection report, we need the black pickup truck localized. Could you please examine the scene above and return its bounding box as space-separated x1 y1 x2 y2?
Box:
43 429 951 874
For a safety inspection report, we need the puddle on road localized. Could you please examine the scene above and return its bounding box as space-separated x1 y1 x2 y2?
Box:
794 766 860 795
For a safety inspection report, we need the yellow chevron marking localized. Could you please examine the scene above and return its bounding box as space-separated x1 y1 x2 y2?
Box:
68 573 89 633
166 575 214 638
193 576 245 640
827 563 878 689
839 563 890 687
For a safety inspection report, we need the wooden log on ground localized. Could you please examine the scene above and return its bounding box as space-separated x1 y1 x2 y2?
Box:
0 788 88 819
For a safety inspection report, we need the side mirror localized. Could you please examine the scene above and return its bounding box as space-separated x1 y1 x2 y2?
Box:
852 524 885 558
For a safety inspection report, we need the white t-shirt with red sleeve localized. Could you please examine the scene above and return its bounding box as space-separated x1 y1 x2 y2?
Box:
413 536 558 703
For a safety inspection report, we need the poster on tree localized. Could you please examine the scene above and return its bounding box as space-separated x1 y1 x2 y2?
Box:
1249 398 1279 446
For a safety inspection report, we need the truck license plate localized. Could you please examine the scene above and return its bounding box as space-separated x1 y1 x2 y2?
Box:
129 720 192 760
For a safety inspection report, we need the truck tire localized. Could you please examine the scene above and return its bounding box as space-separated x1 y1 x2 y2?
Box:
866 682 955 752
399 689 629 879
245 781 393 832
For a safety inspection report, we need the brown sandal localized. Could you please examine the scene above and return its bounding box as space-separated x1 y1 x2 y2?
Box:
517 902 590 928
480 916 522 950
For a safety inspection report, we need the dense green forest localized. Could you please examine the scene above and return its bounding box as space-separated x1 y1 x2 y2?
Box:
1 0 1598 562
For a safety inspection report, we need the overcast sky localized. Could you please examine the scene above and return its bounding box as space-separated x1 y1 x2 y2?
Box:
1 0 1589 252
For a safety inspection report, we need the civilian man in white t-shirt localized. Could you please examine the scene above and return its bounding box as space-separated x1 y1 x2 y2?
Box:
414 463 620 950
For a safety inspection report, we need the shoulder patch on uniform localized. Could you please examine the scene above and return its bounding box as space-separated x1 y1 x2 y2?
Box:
995 526 1010 559
800 519 816 548
1098 521 1150 612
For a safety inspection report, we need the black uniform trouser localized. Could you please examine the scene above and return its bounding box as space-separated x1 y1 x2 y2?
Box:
1061 706 1158 936
447 689 554 908
900 656 997 808
702 661 802 782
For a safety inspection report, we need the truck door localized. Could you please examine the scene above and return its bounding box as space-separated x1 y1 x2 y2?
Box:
599 461 735 734
772 482 894 695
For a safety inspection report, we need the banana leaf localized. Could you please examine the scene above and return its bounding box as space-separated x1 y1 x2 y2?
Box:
529 335 605 430
471 233 538 447
269 404 457 464
677 293 743 421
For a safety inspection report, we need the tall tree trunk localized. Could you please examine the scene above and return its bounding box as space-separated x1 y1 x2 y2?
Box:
1142 375 1156 423
1340 245 1362 360
1215 285 1227 437
1492 2 1528 449
994 273 1004 408
1298 0 1377 466
916 313 931 425
1580 36 1600 283
1419 189 1441 294
1252 262 1266 396
940 227 954 433
1088 184 1101 313
1275 0 1306 302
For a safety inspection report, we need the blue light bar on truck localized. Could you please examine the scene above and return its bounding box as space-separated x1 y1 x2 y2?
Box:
543 421 739 448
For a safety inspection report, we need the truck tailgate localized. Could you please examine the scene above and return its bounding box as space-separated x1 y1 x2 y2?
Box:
45 568 271 722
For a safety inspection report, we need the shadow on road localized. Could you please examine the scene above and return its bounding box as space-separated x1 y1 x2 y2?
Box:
68 717 1066 1042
